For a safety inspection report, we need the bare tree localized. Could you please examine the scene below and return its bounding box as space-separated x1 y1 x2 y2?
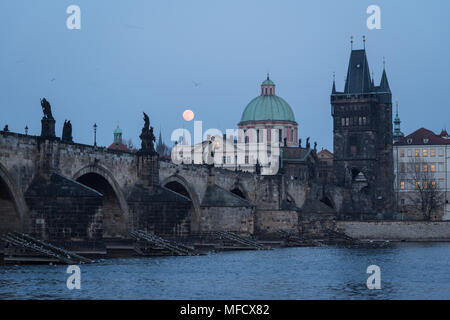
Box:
399 157 445 220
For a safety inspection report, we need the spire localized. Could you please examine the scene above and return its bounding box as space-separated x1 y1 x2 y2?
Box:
331 72 336 94
393 99 404 142
158 129 163 146
379 61 391 93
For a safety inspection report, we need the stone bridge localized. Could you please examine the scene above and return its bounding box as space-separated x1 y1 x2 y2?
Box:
0 131 339 241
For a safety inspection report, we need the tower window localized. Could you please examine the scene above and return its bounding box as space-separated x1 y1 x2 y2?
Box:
400 181 405 190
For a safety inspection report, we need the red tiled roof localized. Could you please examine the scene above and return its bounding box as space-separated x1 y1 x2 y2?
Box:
108 142 131 152
394 128 450 146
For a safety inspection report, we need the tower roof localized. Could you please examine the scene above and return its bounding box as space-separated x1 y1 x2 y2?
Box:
379 68 391 93
344 49 372 94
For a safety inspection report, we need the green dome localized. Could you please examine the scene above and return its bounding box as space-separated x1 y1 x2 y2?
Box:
240 95 296 124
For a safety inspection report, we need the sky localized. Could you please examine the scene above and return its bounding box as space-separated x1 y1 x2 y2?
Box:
1 0 449 151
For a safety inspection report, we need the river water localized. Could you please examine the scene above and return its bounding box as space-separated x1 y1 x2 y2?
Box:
0 242 449 300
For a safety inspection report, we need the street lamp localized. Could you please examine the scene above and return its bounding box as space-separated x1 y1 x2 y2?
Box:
93 123 97 147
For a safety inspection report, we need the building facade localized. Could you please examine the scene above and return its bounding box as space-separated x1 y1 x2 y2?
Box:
394 128 450 220
331 47 394 216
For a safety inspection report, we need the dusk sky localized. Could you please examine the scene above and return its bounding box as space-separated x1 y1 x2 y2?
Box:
1 0 449 150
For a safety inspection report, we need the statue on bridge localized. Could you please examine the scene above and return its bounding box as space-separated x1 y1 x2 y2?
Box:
40 98 54 120
138 112 156 155
40 97 56 139
306 137 310 149
62 120 73 143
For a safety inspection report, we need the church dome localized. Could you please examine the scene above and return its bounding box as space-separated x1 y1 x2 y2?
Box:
239 75 296 124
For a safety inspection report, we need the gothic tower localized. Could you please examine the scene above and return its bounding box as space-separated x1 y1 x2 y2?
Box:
331 43 394 216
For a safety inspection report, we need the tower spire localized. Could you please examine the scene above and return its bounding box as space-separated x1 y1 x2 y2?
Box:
393 98 404 142
332 72 336 94
350 36 354 50
363 35 366 49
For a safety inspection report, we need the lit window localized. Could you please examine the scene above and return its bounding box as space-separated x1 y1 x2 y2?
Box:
415 164 420 172
423 164 428 172
423 149 428 157
415 149 420 157
431 149 436 157
400 150 405 157
431 164 436 172
424 181 428 189
400 181 405 190
416 181 420 189
432 181 436 189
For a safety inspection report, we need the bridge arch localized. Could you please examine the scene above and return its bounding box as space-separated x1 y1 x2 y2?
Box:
73 164 130 237
161 175 201 232
0 162 28 234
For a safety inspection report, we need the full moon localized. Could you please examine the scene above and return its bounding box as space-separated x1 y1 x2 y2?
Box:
183 109 195 121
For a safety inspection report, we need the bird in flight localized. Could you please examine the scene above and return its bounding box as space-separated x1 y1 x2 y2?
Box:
192 81 201 87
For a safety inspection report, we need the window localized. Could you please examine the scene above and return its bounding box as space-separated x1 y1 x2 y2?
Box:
222 156 226 164
423 164 428 172
400 181 405 190
431 164 436 172
432 181 436 189
341 118 345 126
423 149 428 157
257 129 260 143
400 149 405 157
415 164 420 172
431 149 436 157
416 181 420 189
359 117 362 125
245 155 249 164
279 129 282 143
415 149 420 157
346 117 349 126
424 181 428 189
400 163 405 173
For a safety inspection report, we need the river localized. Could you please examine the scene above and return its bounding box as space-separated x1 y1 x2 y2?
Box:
1 242 449 299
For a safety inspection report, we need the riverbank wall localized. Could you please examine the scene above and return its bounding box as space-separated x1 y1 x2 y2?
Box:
337 221 450 241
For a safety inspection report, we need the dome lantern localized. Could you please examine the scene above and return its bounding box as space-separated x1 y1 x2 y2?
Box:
261 73 275 96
